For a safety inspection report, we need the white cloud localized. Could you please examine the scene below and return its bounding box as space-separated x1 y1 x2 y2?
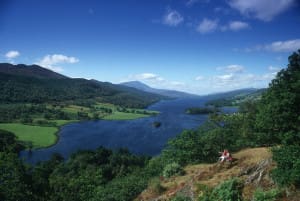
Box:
170 81 185 86
226 65 245 73
39 54 79 66
123 73 188 91
186 0 210 6
243 39 300 53
211 73 238 88
221 21 249 31
210 72 273 90
36 54 79 72
206 63 277 91
197 18 218 34
265 39 300 52
134 73 165 81
5 50 20 59
197 19 249 33
259 72 278 81
195 75 205 81
228 21 250 31
215 73 235 81
163 10 184 27
268 66 281 72
122 66 278 94
217 64 245 73
228 0 295 21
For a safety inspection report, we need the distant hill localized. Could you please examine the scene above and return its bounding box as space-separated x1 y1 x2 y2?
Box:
204 88 266 107
203 88 258 99
0 63 67 79
121 81 199 98
0 63 164 108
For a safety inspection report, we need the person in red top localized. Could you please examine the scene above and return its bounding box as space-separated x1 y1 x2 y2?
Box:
219 149 231 163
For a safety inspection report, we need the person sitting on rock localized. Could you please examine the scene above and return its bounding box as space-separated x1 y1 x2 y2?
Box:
219 149 231 163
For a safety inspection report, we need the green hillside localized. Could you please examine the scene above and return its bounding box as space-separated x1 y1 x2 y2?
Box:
0 68 163 108
205 88 266 107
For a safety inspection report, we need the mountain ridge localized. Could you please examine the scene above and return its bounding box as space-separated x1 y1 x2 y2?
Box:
121 81 199 98
0 63 264 106
0 63 68 79
0 63 164 108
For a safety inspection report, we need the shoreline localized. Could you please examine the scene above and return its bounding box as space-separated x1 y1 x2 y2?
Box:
34 120 79 150
22 110 160 150
18 97 211 164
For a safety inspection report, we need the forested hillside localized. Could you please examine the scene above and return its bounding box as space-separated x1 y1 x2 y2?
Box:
0 63 67 79
205 88 266 107
0 63 163 108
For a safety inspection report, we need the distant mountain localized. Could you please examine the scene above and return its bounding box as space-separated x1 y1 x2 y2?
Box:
204 88 266 107
121 81 199 98
121 81 151 91
0 63 67 79
203 88 259 99
0 63 163 108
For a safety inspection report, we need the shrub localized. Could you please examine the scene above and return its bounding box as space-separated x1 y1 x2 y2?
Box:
147 177 165 195
197 184 212 201
271 145 300 187
163 162 184 178
171 193 192 201
253 188 281 201
199 178 243 201
144 156 165 177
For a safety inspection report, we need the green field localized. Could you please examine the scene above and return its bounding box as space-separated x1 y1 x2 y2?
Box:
62 105 91 114
49 119 78 126
0 123 58 148
94 102 115 109
103 112 149 120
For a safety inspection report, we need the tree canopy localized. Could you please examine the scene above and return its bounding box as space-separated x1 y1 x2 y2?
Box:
255 50 300 145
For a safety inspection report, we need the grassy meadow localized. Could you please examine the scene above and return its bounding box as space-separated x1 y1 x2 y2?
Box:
49 119 78 126
0 123 58 148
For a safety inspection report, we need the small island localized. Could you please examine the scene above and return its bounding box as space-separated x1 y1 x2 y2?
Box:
152 121 161 128
185 107 218 115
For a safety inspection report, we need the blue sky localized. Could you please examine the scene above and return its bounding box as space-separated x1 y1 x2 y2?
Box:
1 0 300 94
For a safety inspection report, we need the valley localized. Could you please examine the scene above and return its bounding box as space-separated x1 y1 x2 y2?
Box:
1 1 300 200
0 63 162 149
2 51 300 201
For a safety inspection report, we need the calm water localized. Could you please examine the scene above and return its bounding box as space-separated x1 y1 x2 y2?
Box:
20 98 237 164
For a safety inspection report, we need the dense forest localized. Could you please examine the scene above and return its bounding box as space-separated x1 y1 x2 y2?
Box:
1 50 300 200
0 129 156 201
